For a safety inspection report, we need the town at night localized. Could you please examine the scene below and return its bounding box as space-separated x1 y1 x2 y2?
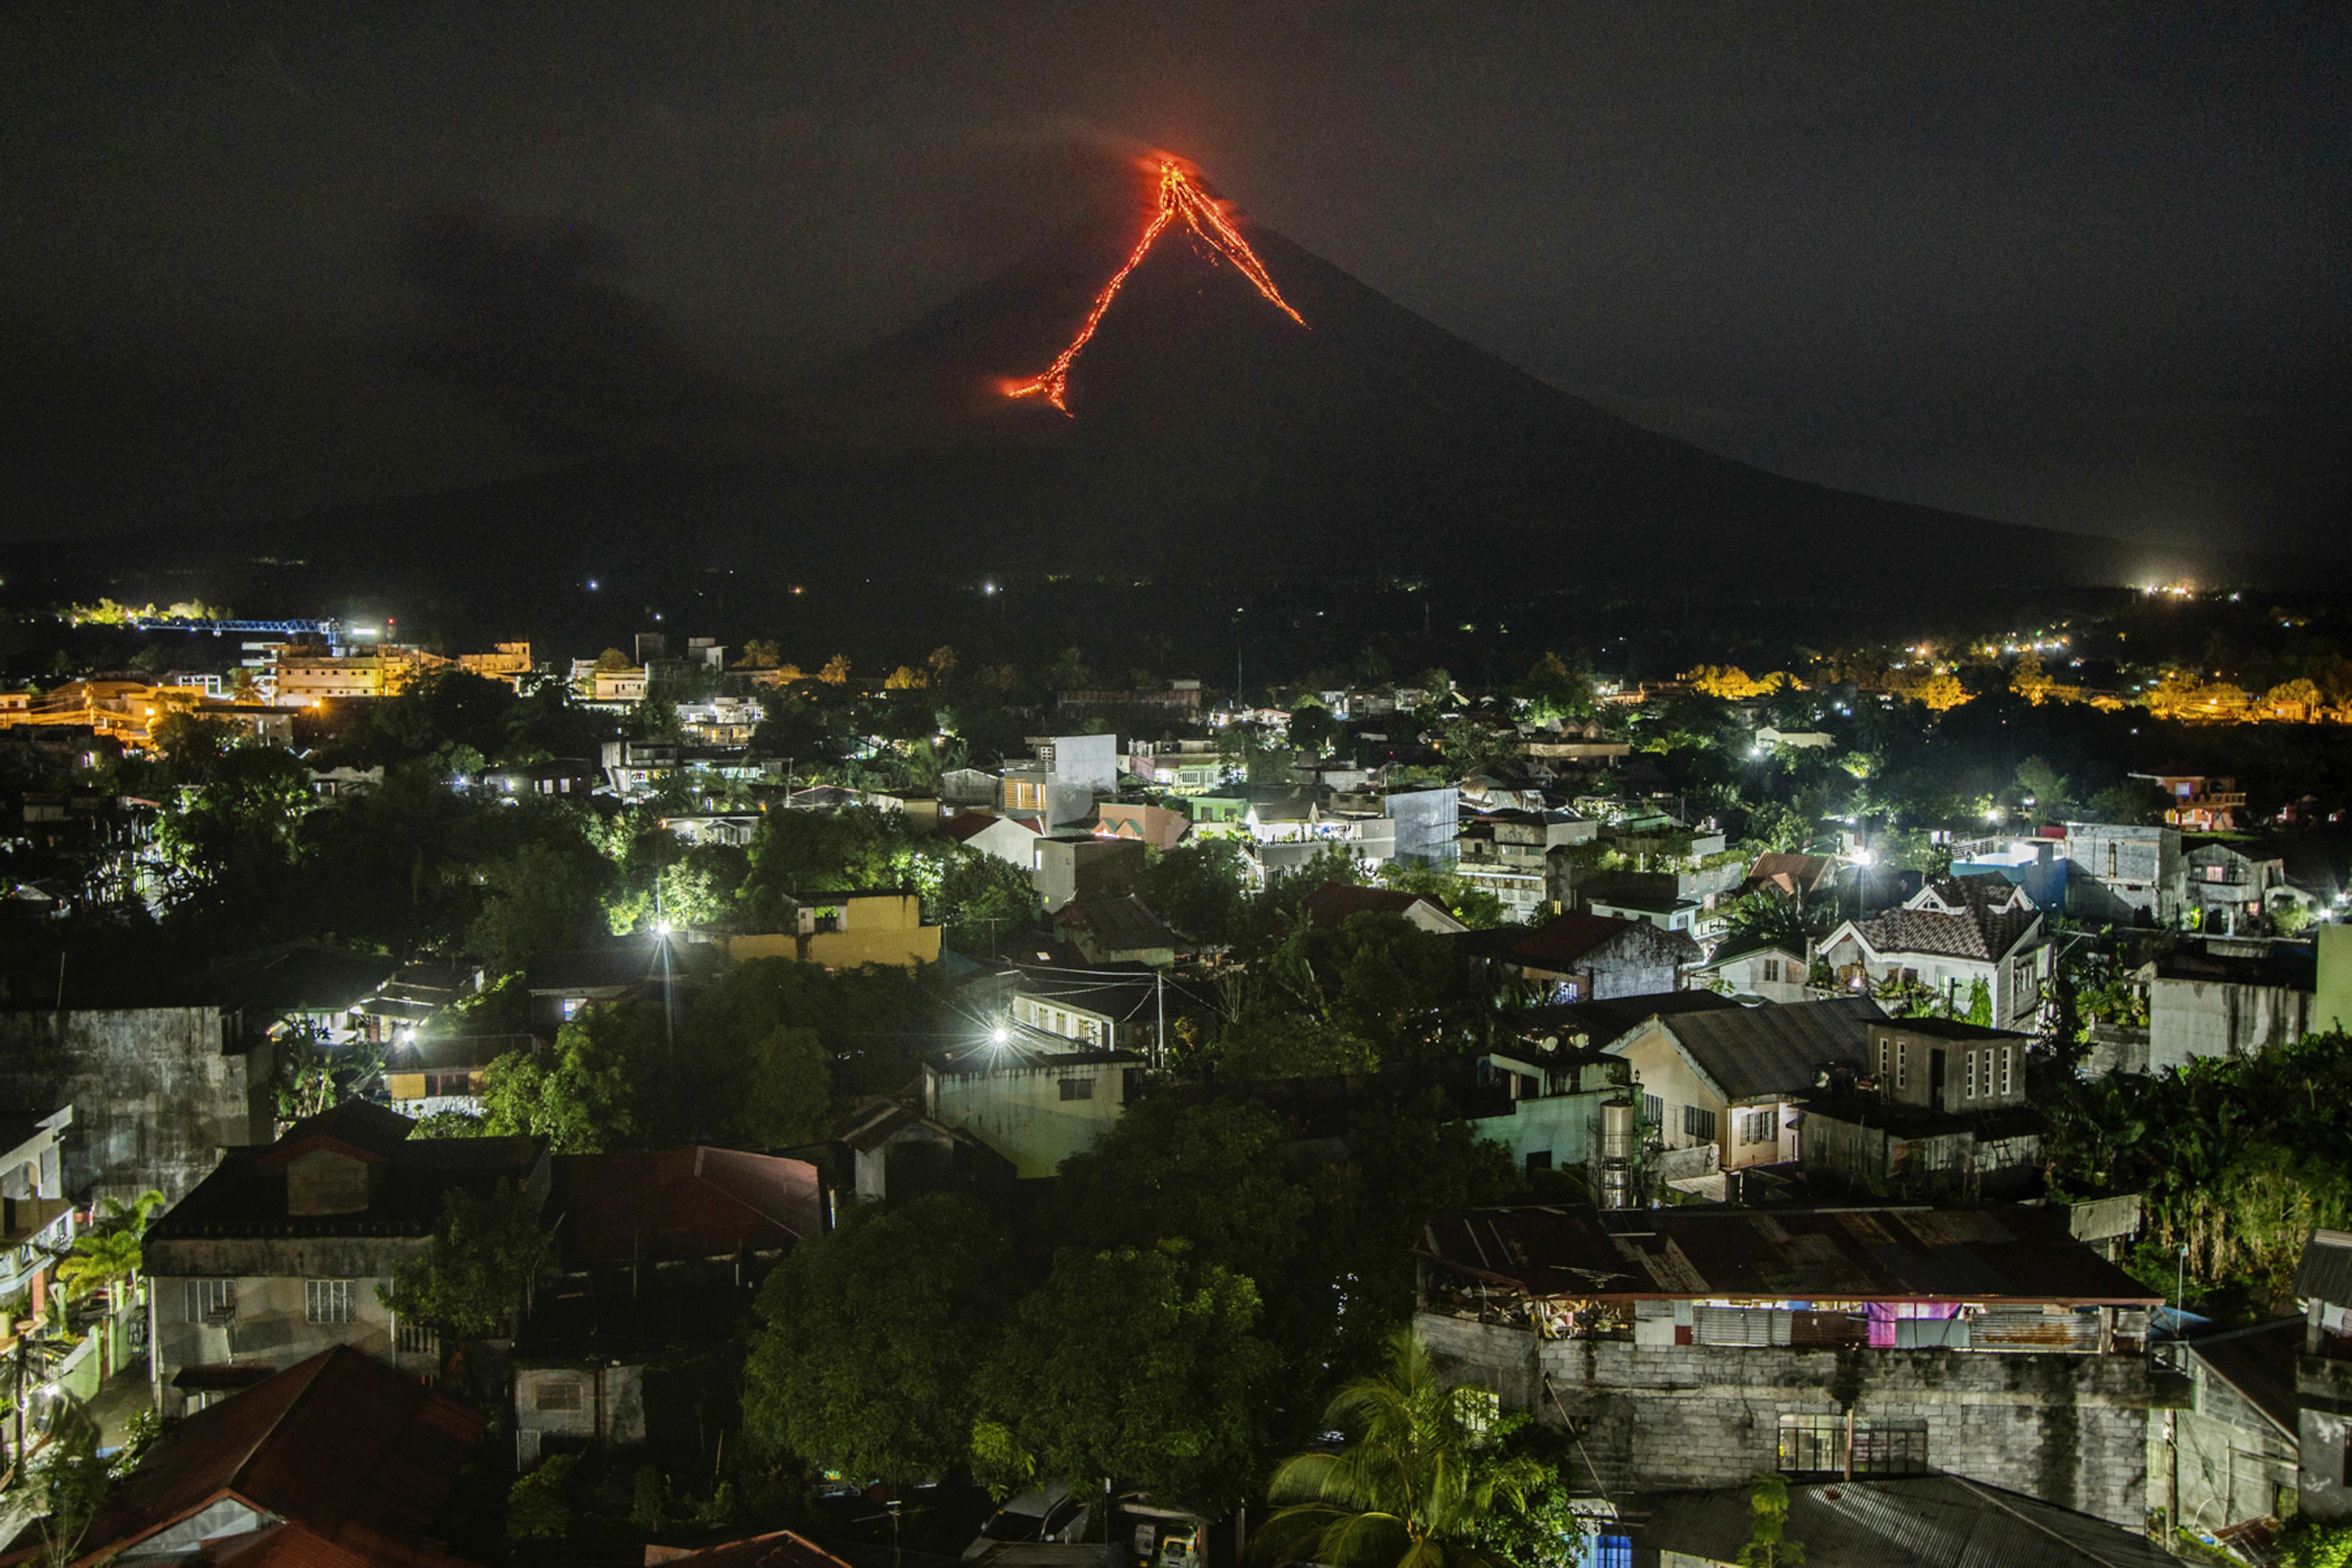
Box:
2 7 2349 1566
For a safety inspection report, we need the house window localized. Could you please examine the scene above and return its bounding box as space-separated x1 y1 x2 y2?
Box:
1896 1048 1907 1091
1779 1414 1928 1476
184 1279 235 1322
2001 1047 2014 1096
1877 1039 1890 1081
1683 1105 1718 1143
1762 958 1781 984
1966 1051 1978 1100
1641 1093 1663 1129
2206 864 2225 883
1740 1109 1777 1146
534 1380 584 1412
396 1319 438 1356
305 1279 356 1324
1058 1078 1095 1101
561 996 583 1021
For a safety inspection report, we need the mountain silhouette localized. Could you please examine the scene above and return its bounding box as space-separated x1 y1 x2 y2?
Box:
7 172 2301 625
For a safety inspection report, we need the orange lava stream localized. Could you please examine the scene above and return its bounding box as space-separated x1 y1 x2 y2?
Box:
1008 160 1305 413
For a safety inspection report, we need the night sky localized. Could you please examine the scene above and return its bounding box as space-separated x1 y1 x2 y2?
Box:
5 3 2345 555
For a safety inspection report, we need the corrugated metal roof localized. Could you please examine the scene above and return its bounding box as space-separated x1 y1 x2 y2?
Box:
1650 996 1885 1103
1415 1203 2160 1305
1626 1475 2175 1567
2296 1227 2352 1305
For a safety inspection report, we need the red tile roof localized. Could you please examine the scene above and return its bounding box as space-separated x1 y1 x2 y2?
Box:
647 1529 857 1568
1511 911 1639 966
33 1346 484 1568
552 1146 822 1268
1300 882 1450 928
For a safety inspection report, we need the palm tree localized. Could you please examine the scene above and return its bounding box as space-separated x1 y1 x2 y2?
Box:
1250 1329 1541 1568
54 1229 141 1304
99 1188 166 1236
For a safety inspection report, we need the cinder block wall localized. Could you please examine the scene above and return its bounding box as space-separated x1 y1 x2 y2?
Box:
1418 1312 2158 1526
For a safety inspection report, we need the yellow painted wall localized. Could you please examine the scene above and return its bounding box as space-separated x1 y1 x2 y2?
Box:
2319 925 2352 1035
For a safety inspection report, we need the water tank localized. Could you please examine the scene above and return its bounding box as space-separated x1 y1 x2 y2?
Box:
1597 1163 1637 1210
1599 1098 1639 1162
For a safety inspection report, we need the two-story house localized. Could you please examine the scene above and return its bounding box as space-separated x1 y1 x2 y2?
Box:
1820 876 2052 1031
2186 843 2286 934
1455 810 1596 923
1606 996 1885 1176
1801 1017 2043 1198
144 1101 547 1414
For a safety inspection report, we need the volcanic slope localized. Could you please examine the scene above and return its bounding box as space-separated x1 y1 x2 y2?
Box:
23 184 2273 610
771 200 2226 593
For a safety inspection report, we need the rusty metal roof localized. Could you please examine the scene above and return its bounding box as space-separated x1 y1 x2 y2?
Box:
1416 1205 2161 1305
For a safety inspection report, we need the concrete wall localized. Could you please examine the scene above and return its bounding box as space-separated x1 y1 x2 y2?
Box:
2147 977 2314 1070
2299 1353 2352 1521
2318 926 2352 1037
925 1058 1134 1178
149 1244 437 1415
1385 787 1460 867
2152 1357 2298 1535
1418 1313 2164 1527
0 1007 274 1203
516 1363 645 1468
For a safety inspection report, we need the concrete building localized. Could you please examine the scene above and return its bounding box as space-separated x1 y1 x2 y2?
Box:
1033 834 1145 914
1000 734 1118 830
2138 938 2316 1070
1463 1048 1637 1178
2063 822 2185 924
2149 1319 2302 1544
1455 810 1594 923
922 1044 1144 1179
1508 912 1702 1003
2186 843 2287 934
144 1102 547 1415
1381 785 1462 867
1415 1204 2170 1525
1607 996 1885 1173
1802 1019 2043 1199
2298 1230 2352 1525
0 999 276 1204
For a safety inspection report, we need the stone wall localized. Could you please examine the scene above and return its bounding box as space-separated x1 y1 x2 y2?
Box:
1417 1312 2169 1527
0 1006 273 1202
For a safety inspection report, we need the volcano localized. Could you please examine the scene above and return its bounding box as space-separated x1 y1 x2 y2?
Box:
11 159 2296 626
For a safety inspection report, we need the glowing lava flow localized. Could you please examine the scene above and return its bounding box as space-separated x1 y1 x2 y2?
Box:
1007 159 1305 413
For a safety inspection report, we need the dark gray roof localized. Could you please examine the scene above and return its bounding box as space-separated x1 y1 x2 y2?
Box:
1874 1017 2031 1044
1514 990 1740 1048
1645 995 1887 1103
1624 1475 2175 1567
1059 893 1181 951
1703 929 1808 967
2296 1227 2352 1305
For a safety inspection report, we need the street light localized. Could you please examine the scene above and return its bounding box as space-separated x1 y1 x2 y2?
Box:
990 1026 1009 1047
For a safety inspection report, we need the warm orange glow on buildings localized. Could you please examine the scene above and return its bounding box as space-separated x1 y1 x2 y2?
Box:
1007 159 1305 413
